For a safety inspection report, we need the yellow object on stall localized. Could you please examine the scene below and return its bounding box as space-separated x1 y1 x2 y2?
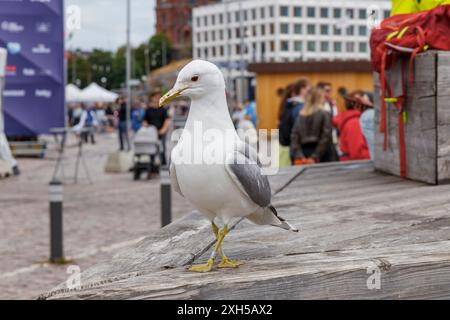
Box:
418 0 450 11
391 0 450 15
391 0 420 15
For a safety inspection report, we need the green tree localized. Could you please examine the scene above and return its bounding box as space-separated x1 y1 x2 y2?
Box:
148 33 172 70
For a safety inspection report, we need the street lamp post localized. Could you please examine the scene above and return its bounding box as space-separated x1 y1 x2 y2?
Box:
126 0 132 135
238 0 246 104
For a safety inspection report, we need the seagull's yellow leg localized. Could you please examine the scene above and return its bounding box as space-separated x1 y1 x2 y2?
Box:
189 224 229 273
211 223 243 268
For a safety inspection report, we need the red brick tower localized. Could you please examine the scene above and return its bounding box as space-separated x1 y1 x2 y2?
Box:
156 0 219 56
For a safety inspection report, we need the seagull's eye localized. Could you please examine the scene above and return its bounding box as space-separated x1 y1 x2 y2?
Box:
191 76 199 82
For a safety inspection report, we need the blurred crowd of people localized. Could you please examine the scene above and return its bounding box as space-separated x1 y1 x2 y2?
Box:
66 88 185 168
278 79 374 167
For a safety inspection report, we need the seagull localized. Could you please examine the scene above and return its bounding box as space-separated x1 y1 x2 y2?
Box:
159 60 298 273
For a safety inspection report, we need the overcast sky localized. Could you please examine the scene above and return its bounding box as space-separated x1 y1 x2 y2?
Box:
65 0 156 51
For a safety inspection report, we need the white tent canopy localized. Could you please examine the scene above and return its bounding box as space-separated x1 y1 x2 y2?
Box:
66 83 119 103
80 83 118 103
65 84 83 103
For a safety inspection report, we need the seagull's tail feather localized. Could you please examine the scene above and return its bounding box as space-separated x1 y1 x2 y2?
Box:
247 205 299 233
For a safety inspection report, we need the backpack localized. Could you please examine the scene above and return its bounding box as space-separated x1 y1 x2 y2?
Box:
370 4 450 177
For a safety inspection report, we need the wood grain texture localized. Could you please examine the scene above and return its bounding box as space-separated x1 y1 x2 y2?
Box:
374 51 440 185
39 162 450 300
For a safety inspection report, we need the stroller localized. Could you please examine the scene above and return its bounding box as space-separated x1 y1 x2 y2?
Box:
132 125 160 180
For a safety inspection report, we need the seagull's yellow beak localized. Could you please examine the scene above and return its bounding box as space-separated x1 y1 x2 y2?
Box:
159 85 189 107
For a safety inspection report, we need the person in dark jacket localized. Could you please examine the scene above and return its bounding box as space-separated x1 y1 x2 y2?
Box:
290 87 336 164
117 96 130 151
278 79 310 147
143 89 171 166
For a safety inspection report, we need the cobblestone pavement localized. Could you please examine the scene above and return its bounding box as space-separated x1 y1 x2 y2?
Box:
0 133 194 299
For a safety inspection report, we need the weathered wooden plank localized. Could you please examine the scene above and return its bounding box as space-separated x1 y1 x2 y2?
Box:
43 241 450 300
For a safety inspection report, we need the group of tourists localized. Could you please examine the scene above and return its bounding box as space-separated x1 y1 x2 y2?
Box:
278 79 374 167
68 88 172 167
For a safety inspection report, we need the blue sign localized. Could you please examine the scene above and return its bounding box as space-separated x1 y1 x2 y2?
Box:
0 0 65 136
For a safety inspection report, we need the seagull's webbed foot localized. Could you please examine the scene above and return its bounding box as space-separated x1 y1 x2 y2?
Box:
218 257 243 269
189 258 215 273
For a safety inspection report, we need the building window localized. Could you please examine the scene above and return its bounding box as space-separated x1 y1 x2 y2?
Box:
270 23 275 34
204 32 208 42
252 9 256 20
196 17 201 27
294 6 302 17
228 29 232 39
307 7 315 18
236 44 241 55
261 24 266 36
269 6 274 18
307 41 316 52
227 12 231 23
294 41 302 52
243 10 248 21
235 11 240 23
334 8 341 18
212 31 216 41
334 26 342 35
236 27 240 38
346 9 354 19
359 25 367 36
320 8 329 18
359 9 367 19
294 23 302 34
281 41 289 51
212 47 216 57
384 10 391 18
204 48 208 59
212 15 216 25
219 14 223 24
261 7 266 19
197 48 201 58
270 41 275 52
320 24 329 35
220 46 224 56
320 41 329 52
280 23 289 34
346 42 355 52
196 33 201 42
359 42 368 52
347 25 354 36
334 42 342 52
280 6 289 17
252 25 257 36
307 24 316 35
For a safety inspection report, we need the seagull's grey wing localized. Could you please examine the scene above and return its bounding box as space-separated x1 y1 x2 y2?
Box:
225 151 271 208
170 162 183 197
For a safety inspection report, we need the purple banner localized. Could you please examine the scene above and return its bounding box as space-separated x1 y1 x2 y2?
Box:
0 0 65 136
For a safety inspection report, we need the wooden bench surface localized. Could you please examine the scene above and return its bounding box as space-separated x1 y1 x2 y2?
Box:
39 161 450 300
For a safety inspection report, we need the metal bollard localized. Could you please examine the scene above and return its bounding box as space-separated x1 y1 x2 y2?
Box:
49 179 64 262
160 166 172 227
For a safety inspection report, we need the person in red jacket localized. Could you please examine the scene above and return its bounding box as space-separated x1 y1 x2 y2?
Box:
333 91 371 161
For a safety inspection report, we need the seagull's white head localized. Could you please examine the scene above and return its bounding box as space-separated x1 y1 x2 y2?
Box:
159 60 225 107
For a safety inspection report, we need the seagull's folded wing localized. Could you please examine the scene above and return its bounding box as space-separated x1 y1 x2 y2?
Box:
170 162 183 197
225 150 272 208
